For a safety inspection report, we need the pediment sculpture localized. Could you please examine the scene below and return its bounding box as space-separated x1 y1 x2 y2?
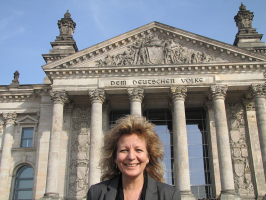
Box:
95 34 216 67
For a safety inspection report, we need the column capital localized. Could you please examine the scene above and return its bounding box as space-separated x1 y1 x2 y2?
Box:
3 112 17 124
210 85 228 100
50 90 68 104
89 89 105 104
250 84 266 99
127 88 144 102
170 87 187 101
242 98 255 111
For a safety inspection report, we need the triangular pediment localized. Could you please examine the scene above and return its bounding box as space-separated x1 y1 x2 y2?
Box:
42 21 266 71
17 115 38 124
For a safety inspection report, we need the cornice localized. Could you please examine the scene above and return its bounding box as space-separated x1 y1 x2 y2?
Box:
42 21 266 71
0 85 51 102
45 61 266 81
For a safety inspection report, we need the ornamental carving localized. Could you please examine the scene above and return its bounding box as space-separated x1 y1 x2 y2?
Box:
170 87 187 101
88 89 105 104
58 10 76 36
68 107 91 198
204 99 213 110
210 85 227 100
3 112 17 124
127 88 144 102
227 103 254 196
250 84 266 98
242 98 255 111
0 119 4 134
50 90 69 104
95 33 216 66
234 3 254 30
226 103 245 132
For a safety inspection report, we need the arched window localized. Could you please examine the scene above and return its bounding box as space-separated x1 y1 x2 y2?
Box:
13 166 34 200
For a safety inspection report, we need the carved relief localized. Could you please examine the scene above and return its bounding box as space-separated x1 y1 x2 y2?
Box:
226 103 254 196
68 107 91 198
96 33 216 66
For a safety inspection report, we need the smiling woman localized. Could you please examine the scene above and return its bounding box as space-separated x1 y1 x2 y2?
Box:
87 115 178 200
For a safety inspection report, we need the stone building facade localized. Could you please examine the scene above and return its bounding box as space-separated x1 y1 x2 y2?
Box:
1 3 266 200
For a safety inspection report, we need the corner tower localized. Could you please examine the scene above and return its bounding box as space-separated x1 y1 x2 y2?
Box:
42 10 78 63
233 3 266 53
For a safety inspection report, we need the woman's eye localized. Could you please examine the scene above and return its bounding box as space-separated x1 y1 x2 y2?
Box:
120 149 127 152
136 149 143 152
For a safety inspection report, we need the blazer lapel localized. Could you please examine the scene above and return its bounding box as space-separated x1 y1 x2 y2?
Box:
145 175 158 200
105 176 120 200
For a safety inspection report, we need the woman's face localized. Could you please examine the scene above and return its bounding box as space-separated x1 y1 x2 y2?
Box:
115 133 149 180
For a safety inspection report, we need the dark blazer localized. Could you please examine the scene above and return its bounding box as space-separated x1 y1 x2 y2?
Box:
87 174 179 200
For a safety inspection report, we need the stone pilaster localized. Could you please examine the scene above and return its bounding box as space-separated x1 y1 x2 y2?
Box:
210 85 239 199
33 90 53 200
127 88 144 116
88 89 105 187
43 90 68 199
242 98 266 199
0 119 4 149
0 112 17 200
170 87 195 200
250 84 266 182
102 102 110 136
204 100 221 197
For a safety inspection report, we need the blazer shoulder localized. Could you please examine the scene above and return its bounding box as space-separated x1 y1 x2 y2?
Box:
87 179 111 200
155 181 179 200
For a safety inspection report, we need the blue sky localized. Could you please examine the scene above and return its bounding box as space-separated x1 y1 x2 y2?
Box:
0 0 265 85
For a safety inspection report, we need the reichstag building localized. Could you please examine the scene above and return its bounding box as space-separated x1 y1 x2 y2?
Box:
1 3 266 200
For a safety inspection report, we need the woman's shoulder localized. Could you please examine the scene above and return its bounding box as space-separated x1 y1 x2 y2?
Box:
155 181 177 193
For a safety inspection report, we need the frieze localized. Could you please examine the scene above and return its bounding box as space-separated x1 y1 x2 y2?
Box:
99 77 214 88
95 33 216 67
68 107 91 198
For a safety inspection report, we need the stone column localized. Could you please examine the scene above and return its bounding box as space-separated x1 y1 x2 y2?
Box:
0 113 17 200
242 98 266 199
204 100 221 197
88 89 105 187
250 84 266 181
43 91 68 199
127 88 144 116
170 87 195 200
210 85 239 199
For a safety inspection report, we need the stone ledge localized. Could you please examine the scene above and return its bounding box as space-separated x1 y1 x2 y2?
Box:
11 147 36 152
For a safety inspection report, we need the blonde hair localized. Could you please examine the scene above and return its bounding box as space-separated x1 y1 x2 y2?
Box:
100 115 165 182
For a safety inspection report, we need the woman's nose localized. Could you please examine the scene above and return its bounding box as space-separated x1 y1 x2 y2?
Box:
127 150 136 160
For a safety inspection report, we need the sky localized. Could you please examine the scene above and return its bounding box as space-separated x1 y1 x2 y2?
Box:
0 0 265 85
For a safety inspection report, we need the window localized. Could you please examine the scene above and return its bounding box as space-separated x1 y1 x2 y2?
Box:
186 108 212 199
13 166 34 200
21 128 34 147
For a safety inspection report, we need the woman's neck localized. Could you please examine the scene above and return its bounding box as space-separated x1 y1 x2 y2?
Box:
122 174 144 191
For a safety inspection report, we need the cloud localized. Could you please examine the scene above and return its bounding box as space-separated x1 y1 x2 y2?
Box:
89 2 109 38
0 11 25 43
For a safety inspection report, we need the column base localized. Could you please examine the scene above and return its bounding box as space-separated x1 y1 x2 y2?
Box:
41 193 62 200
218 190 241 200
179 190 196 200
